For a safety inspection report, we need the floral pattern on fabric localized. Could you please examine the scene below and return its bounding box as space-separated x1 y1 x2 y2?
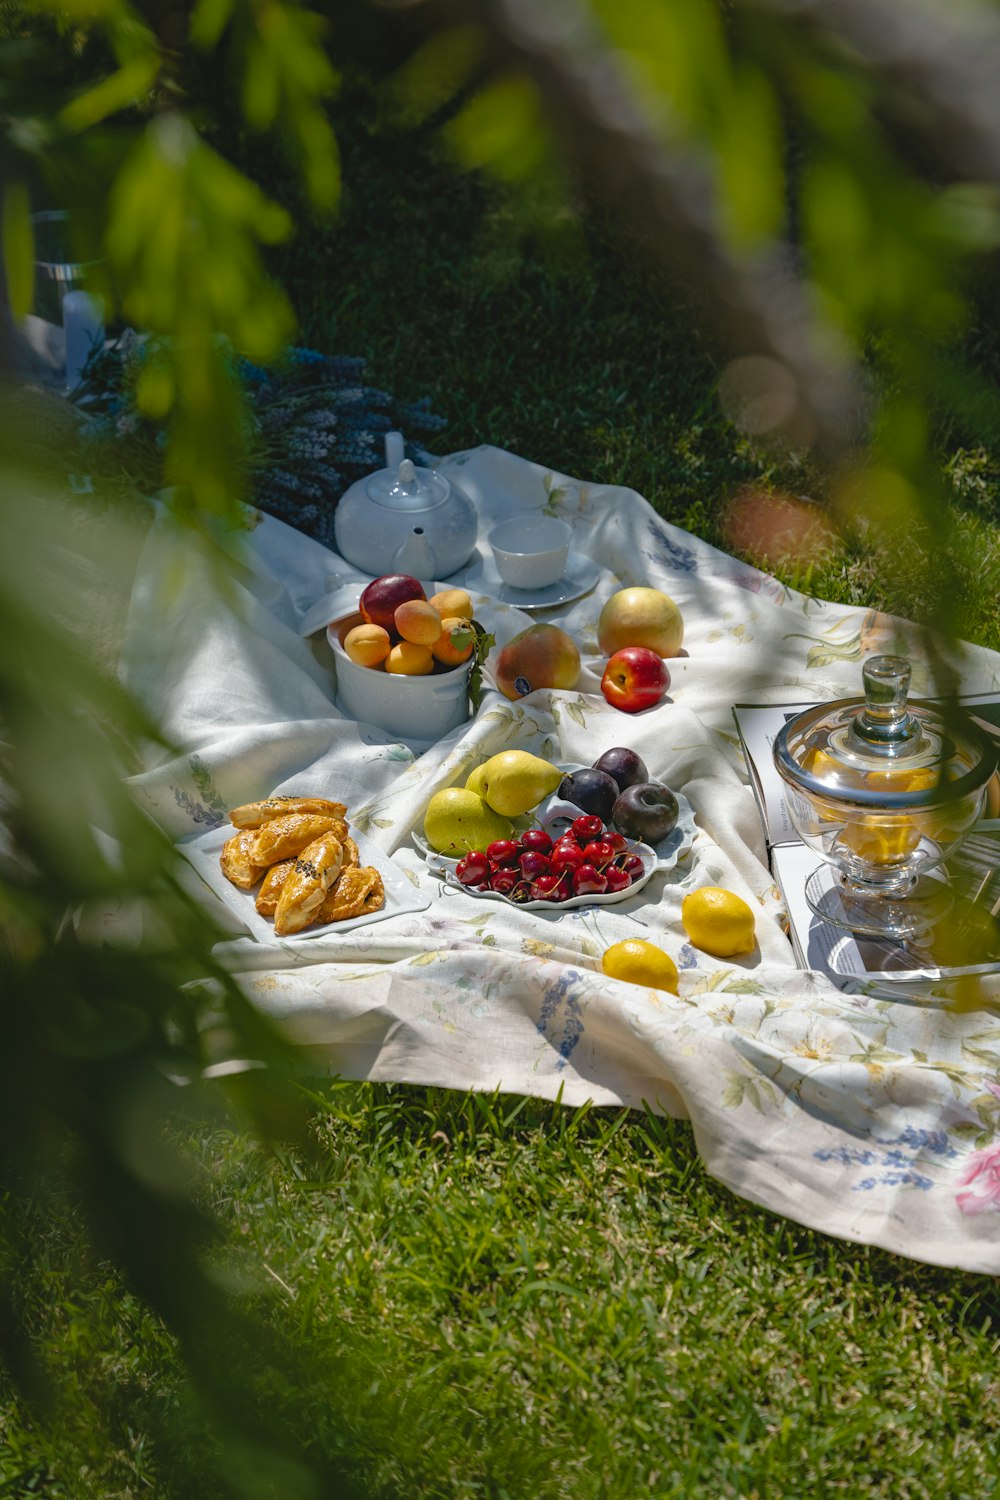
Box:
122 444 1000 1274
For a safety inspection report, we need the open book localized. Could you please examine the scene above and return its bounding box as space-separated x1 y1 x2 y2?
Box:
732 696 1000 989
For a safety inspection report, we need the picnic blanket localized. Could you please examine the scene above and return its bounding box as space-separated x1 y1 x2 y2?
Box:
120 444 1000 1274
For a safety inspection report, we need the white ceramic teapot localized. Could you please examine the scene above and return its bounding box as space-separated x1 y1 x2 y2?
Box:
333 431 479 578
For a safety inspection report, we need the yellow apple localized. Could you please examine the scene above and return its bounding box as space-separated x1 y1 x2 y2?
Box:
597 587 684 658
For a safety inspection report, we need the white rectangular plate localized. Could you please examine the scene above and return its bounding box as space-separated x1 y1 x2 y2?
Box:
179 822 429 943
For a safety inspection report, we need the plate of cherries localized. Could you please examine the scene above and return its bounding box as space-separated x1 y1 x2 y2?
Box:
447 814 656 910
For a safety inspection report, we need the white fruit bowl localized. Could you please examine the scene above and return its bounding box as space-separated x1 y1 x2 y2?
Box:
327 611 472 749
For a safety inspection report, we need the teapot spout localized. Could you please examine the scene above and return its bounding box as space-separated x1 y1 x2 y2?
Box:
391 528 438 579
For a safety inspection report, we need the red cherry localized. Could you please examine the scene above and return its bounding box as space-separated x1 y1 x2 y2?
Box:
519 828 553 855
551 843 585 875
571 814 604 842
490 867 521 896
572 864 608 896
582 839 615 868
519 850 552 880
530 873 564 901
604 865 632 893
605 832 628 854
619 852 646 880
487 839 519 866
456 851 489 885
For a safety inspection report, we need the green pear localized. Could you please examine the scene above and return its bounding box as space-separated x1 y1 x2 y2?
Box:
465 763 490 798
479 750 563 817
423 788 514 855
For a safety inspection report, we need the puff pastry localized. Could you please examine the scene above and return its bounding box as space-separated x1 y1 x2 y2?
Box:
274 833 346 936
250 813 348 866
315 865 385 924
255 859 294 917
229 795 347 829
220 829 267 890
341 836 360 870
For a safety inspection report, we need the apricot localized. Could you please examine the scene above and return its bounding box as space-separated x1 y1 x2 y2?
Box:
343 622 391 667
385 641 435 676
432 616 475 667
394 599 443 647
428 588 474 621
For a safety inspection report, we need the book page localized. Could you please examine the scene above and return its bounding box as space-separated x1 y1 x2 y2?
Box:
732 703 811 850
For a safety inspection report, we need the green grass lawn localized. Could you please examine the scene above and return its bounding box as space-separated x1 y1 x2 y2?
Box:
4 109 1000 1500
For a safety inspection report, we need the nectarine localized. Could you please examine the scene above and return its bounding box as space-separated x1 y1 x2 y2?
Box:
359 574 426 632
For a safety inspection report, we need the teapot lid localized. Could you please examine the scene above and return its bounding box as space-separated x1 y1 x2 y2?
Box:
773 655 995 809
365 431 451 512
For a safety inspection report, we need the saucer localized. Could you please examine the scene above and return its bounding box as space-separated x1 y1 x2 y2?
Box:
462 549 600 610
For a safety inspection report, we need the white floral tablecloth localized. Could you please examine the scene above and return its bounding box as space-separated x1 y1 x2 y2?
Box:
120 445 1000 1273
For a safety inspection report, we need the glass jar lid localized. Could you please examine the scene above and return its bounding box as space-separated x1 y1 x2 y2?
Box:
773 655 996 809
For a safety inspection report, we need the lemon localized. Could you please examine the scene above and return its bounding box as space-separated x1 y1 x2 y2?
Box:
681 887 756 957
601 939 679 994
838 817 919 865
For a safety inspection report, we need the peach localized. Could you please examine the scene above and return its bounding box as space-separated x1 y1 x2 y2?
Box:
432 616 475 667
385 641 434 676
428 587 474 620
343 622 392 668
394 599 443 647
494 623 580 700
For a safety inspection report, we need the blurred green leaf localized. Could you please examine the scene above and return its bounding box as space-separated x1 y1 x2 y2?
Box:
380 25 484 131
714 65 784 249
443 75 546 182
594 0 728 134
1 179 33 320
59 48 160 131
932 183 1000 252
190 0 238 50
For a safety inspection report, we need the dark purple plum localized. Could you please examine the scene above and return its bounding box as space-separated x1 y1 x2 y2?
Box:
592 746 649 792
557 767 619 823
611 782 679 845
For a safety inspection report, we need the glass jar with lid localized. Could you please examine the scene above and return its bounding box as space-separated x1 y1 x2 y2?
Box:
773 655 996 935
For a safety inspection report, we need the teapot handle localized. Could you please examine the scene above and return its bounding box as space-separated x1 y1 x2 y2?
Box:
384 431 405 469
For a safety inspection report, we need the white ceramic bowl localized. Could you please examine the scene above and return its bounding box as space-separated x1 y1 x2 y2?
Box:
327 612 471 748
488 514 572 590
